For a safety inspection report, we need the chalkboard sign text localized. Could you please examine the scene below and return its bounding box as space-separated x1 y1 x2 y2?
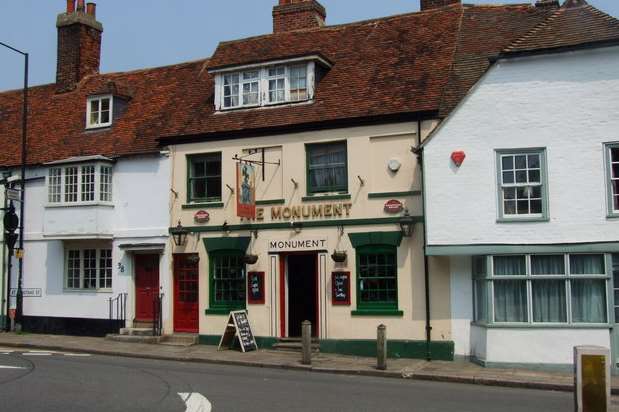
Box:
332 271 351 305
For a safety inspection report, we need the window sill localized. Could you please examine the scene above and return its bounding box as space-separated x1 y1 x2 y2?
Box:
351 309 403 317
183 202 224 209
302 193 351 202
471 321 610 329
607 213 619 219
85 124 112 131
205 307 244 315
256 199 286 206
46 202 114 209
63 288 114 294
368 191 421 199
496 217 549 224
218 99 313 113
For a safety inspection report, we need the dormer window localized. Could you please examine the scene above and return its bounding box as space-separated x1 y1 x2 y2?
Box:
86 95 113 129
215 60 319 111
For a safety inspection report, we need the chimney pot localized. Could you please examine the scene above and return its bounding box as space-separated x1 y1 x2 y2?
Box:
66 0 75 13
76 0 85 12
86 2 96 17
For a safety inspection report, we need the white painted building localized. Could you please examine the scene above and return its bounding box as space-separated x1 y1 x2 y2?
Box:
423 2 619 368
0 3 185 336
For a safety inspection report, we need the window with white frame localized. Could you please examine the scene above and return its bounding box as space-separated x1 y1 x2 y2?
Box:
65 247 113 290
86 95 113 129
218 62 313 110
473 254 609 325
497 149 547 219
100 165 113 202
48 164 113 205
607 144 619 215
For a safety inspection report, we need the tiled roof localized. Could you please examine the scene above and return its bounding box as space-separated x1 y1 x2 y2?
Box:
4 1 611 166
504 1 619 55
0 60 206 167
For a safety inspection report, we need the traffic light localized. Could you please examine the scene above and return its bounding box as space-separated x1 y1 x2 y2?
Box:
3 203 19 253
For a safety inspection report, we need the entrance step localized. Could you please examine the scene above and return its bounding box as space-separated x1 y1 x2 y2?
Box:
119 327 154 336
159 334 198 347
272 339 320 353
132 320 154 329
105 334 162 344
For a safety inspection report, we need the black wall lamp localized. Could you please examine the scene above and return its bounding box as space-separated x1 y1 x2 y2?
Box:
399 210 415 238
171 221 189 246
291 221 303 234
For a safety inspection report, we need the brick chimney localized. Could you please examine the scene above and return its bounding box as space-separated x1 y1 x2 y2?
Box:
420 0 461 11
273 0 326 33
56 0 103 92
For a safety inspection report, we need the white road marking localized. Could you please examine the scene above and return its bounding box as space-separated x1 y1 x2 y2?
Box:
63 353 91 357
22 352 52 356
178 392 212 412
0 365 26 369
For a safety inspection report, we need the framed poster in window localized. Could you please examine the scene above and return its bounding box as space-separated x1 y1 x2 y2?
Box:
247 271 265 304
332 271 351 306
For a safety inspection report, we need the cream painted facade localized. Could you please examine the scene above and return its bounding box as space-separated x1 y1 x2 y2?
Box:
167 121 452 353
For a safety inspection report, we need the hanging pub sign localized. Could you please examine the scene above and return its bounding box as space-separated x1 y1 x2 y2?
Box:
332 271 351 305
247 272 265 304
236 162 256 219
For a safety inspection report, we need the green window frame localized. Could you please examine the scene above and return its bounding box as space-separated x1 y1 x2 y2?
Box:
187 153 222 203
472 253 610 327
355 245 398 311
495 148 549 222
208 250 246 312
606 143 619 218
306 141 348 195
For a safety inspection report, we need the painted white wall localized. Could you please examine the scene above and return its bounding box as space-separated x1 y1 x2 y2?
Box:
449 256 472 357
15 154 171 321
424 46 619 246
484 328 610 365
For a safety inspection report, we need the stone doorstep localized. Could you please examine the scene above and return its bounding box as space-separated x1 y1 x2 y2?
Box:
119 328 154 337
105 334 162 344
159 334 199 347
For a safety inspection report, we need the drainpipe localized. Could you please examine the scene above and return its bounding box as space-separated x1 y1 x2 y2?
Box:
0 191 6 330
415 121 432 361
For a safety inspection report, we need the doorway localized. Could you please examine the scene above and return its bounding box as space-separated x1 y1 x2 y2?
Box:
173 254 199 333
286 254 318 337
134 254 160 322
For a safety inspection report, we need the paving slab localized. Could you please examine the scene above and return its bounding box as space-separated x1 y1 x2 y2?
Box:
0 331 617 394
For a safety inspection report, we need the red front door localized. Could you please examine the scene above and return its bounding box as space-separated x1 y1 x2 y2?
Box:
135 254 160 321
174 254 199 333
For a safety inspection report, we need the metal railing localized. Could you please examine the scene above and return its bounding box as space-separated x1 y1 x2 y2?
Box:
108 293 127 333
152 293 164 337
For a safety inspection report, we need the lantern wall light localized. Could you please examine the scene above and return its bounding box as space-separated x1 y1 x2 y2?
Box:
171 221 189 246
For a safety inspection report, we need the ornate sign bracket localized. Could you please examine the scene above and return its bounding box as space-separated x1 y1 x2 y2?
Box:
232 148 281 181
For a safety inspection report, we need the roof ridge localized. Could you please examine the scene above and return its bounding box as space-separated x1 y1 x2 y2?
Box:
503 7 564 52
216 4 466 47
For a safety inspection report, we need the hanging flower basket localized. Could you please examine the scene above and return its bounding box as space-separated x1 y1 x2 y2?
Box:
331 250 347 263
243 254 259 265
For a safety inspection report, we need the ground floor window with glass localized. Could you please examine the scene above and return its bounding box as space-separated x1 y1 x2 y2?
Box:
473 254 609 325
65 247 113 290
356 245 398 310
208 251 246 311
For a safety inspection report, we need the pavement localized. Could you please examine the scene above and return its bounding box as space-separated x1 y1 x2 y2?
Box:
0 348 581 411
0 331 615 395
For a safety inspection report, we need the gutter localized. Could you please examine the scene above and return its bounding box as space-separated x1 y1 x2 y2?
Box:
415 121 432 361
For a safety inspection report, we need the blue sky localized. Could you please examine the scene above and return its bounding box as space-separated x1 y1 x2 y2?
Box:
1 0 617 91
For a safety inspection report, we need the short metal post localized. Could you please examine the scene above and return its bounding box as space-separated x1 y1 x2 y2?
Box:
302 320 312 365
377 324 387 370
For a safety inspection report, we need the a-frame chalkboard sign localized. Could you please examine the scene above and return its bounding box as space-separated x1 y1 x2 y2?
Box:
217 310 258 353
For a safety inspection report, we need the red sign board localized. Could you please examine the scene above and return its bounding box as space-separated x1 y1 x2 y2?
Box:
384 199 403 214
236 163 256 219
194 210 210 223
